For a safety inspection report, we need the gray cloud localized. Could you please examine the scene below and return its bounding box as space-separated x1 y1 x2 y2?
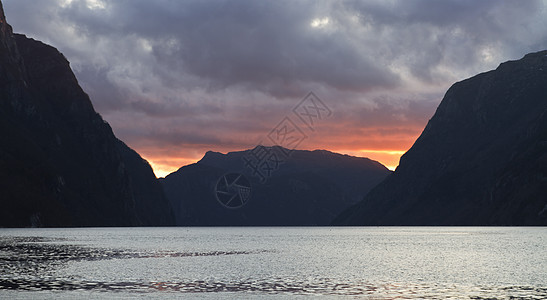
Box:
3 0 547 173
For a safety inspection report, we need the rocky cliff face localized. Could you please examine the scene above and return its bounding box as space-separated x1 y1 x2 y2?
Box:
335 50 547 225
161 147 390 225
0 2 174 227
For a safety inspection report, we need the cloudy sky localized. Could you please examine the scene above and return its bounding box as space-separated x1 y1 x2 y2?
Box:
4 0 547 177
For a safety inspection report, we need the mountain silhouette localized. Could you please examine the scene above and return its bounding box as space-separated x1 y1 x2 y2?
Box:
334 50 547 225
161 146 390 225
0 1 174 227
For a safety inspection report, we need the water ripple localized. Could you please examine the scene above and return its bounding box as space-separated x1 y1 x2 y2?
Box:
1 231 546 299
1 277 546 299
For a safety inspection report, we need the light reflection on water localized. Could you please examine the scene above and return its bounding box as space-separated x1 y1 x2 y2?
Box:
0 227 545 299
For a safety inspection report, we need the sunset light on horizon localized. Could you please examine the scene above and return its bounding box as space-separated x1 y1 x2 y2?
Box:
2 1 547 297
4 0 546 179
144 147 409 178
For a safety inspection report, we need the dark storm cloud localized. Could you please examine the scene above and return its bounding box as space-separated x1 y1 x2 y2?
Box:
343 0 546 82
5 0 546 105
70 0 401 96
3 0 547 175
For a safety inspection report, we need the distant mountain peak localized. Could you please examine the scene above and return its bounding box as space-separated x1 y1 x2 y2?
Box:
0 1 14 46
195 146 388 172
0 1 21 70
162 146 391 226
521 49 547 59
494 50 547 73
0 1 7 26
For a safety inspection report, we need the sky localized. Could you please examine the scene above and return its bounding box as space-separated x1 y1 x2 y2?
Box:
4 0 547 177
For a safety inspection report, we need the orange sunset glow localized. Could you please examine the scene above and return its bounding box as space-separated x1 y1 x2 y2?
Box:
4 0 534 180
3 1 547 296
143 147 409 178
137 129 420 178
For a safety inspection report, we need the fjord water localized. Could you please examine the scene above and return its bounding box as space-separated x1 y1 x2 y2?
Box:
0 227 545 299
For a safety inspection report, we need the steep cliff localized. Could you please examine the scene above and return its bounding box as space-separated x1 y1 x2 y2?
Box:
0 2 174 227
335 50 547 225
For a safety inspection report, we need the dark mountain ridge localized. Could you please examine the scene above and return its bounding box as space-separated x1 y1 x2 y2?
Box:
335 50 547 225
161 147 391 225
0 1 174 227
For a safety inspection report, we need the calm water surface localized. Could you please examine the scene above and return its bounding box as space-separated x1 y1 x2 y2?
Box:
0 227 545 299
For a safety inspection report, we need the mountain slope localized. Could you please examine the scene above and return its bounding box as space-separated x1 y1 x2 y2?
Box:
161 147 390 225
334 50 547 225
0 2 174 227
